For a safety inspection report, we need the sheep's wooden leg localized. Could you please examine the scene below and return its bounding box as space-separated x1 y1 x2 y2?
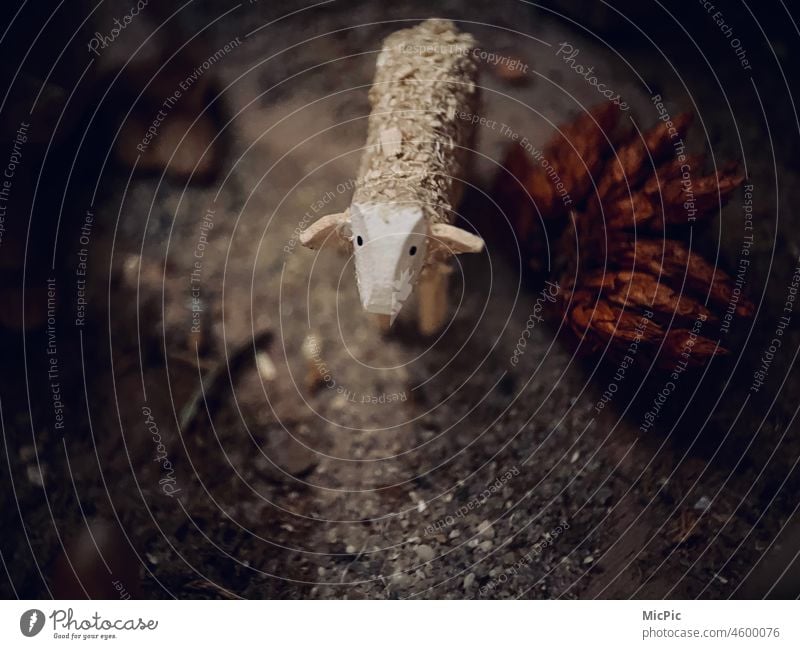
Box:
418 268 450 336
374 314 392 333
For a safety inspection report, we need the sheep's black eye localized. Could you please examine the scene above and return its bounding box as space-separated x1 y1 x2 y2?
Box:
356 235 363 246
409 245 417 256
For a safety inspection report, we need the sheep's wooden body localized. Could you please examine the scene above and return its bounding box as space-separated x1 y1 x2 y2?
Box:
301 19 484 334
353 19 479 225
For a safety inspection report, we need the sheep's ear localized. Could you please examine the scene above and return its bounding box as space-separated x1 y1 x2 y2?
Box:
299 211 352 250
428 223 484 257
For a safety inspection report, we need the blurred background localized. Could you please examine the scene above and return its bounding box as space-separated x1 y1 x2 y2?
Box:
1 0 799 599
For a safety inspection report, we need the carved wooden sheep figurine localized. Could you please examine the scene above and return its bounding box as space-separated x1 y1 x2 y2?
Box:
300 19 484 335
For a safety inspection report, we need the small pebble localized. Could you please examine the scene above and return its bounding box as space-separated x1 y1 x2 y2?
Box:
477 520 495 538
694 496 712 512
493 54 528 84
391 572 409 586
26 464 45 487
19 445 36 462
255 352 277 381
416 544 435 562
463 573 476 590
263 429 317 477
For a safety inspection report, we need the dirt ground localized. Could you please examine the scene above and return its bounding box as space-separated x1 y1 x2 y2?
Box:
2 0 800 599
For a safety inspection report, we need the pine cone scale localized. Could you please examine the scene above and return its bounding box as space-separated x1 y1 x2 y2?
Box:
498 101 754 372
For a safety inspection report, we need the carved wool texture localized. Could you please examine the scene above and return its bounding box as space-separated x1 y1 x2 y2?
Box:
352 19 479 225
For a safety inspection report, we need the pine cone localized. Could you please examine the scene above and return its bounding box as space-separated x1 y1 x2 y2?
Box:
494 103 753 369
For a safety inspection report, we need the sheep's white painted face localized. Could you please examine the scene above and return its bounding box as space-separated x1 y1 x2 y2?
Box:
350 203 428 317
